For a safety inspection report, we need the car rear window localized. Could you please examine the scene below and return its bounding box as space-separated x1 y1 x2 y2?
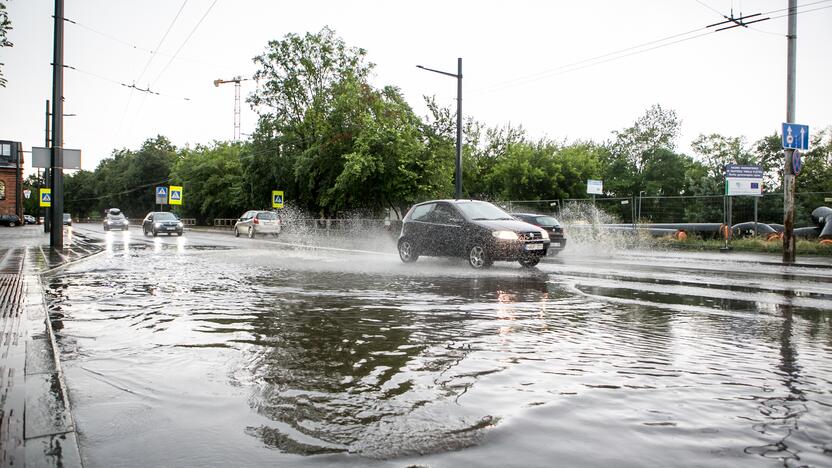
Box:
107 213 126 220
256 212 277 220
532 216 559 226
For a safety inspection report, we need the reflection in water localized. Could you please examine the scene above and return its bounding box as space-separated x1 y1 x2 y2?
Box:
47 248 832 466
236 273 556 458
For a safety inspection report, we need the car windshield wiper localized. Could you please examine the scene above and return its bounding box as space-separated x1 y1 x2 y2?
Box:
495 217 514 220
471 217 490 220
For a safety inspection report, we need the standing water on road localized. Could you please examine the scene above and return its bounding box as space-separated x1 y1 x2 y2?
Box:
45 238 832 467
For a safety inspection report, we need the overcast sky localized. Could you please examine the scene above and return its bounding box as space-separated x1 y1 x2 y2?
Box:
2 0 830 174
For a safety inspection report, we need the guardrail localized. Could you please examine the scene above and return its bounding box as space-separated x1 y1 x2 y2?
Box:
214 218 237 228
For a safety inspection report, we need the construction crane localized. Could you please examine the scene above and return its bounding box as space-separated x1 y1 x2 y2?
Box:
213 76 248 140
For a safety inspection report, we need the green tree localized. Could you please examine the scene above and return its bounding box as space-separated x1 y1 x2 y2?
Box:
64 170 98 219
171 142 245 223
0 0 12 87
93 136 177 218
603 104 682 197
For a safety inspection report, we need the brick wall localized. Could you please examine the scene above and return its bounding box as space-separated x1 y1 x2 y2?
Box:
0 168 21 217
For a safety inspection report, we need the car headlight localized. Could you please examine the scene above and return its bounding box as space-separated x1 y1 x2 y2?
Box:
154 222 162 228
177 222 183 227
540 230 549 239
492 230 518 241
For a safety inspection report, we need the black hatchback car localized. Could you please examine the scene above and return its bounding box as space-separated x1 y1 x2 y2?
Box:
510 213 566 254
397 200 550 268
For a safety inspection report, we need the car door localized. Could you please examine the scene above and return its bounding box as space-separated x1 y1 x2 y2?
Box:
143 214 153 232
406 203 436 255
427 203 464 256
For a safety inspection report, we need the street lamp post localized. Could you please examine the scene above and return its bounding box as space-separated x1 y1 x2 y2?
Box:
417 58 463 199
638 190 646 222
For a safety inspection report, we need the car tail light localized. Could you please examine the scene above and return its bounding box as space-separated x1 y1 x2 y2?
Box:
253 218 260 224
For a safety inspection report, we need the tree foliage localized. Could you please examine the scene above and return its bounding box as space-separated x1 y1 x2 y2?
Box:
0 0 12 87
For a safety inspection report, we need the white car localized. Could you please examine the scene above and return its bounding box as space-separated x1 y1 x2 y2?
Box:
234 210 281 238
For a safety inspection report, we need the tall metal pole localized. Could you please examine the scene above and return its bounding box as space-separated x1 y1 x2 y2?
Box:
50 0 64 248
455 58 463 199
44 100 51 233
782 0 797 263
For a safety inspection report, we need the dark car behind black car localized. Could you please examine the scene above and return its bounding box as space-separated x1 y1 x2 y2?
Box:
510 213 566 254
397 199 550 268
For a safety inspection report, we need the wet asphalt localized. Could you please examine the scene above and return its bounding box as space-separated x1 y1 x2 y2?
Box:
43 223 832 467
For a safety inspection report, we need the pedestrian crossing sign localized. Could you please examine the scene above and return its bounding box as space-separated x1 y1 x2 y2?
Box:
40 188 52 207
169 186 183 205
272 190 284 209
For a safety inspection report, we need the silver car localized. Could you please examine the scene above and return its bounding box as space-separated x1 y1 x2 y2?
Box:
234 210 281 238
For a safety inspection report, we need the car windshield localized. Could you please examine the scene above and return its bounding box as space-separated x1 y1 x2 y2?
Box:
531 215 559 226
155 212 177 221
256 212 277 220
63 214 70 220
456 201 513 221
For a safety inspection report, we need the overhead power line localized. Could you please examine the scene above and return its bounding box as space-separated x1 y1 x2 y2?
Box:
150 0 219 88
134 0 189 86
63 64 191 101
474 0 832 96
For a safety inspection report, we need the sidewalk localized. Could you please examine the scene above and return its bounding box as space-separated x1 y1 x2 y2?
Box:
1 226 103 468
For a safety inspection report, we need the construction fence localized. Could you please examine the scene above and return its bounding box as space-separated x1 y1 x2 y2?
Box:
504 192 832 228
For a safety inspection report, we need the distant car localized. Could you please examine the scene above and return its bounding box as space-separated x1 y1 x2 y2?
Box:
397 199 550 269
142 211 184 236
234 210 281 238
510 213 567 254
24 215 36 225
63 213 72 226
0 214 21 227
103 209 129 231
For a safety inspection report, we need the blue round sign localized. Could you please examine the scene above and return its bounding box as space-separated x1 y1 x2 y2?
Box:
792 149 802 175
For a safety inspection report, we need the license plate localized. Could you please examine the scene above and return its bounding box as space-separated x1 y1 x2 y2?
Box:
552 242 561 247
165 227 175 230
525 243 543 251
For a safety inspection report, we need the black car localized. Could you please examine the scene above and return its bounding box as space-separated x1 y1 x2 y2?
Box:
397 199 550 269
0 214 21 227
24 214 37 224
103 208 129 231
142 211 184 236
510 213 567 254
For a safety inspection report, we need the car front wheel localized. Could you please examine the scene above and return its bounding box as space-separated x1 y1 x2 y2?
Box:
467 244 492 269
519 258 540 268
398 238 418 263
234 227 240 238
152 229 158 237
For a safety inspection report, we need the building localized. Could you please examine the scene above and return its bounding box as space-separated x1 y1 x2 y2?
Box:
0 140 24 219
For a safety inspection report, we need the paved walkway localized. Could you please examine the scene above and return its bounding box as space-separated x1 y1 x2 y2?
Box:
0 226 103 468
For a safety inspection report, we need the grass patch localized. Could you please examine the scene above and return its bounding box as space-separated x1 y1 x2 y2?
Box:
654 236 832 255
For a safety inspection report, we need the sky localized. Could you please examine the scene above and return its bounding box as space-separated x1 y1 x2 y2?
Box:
1 0 831 176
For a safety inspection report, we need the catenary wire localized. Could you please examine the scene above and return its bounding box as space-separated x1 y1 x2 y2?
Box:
150 0 219 88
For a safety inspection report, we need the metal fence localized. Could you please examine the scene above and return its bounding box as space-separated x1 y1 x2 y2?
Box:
504 192 832 228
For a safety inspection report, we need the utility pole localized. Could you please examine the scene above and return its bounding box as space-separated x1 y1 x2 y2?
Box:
50 0 64 248
213 76 247 140
782 0 797 263
44 100 51 233
416 58 463 199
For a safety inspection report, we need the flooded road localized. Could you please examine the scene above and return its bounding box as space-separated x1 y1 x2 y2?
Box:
47 227 832 467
